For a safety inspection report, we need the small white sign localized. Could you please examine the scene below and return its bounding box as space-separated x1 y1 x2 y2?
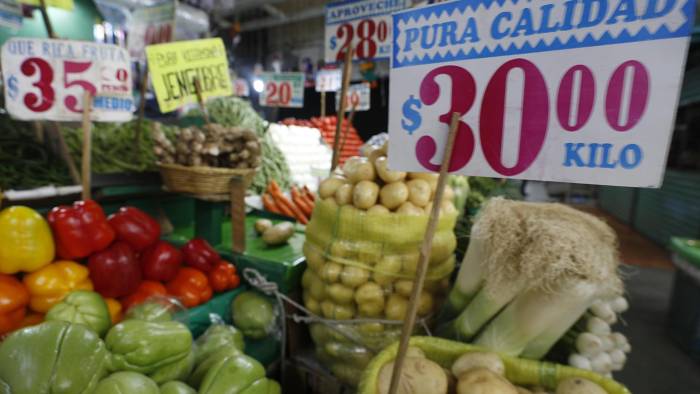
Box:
336 82 370 112
315 69 342 92
233 78 250 97
389 0 695 188
2 38 134 122
259 72 305 108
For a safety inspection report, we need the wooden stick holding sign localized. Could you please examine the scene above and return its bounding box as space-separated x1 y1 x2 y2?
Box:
193 77 211 125
38 0 56 38
320 91 326 118
81 91 93 200
387 112 460 394
229 176 246 254
331 47 353 172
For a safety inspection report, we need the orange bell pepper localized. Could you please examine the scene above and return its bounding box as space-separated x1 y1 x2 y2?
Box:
166 267 212 308
0 274 29 335
120 281 167 311
23 261 93 313
18 312 44 329
104 298 123 324
208 261 240 293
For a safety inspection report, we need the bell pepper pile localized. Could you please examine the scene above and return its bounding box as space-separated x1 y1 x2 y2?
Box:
0 201 241 337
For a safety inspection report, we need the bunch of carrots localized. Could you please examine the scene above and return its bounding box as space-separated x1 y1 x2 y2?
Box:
262 180 316 224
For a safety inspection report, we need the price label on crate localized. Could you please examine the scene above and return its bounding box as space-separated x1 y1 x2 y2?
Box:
389 0 695 188
127 0 176 61
1 38 134 122
316 69 342 92
146 38 232 113
259 72 304 108
324 0 410 63
336 82 370 112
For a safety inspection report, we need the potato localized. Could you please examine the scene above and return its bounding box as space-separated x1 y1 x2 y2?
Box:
441 200 458 216
406 179 431 208
380 182 409 210
353 180 380 209
358 301 384 317
321 262 343 283
255 219 273 234
340 265 370 288
319 176 347 198
374 256 402 286
409 172 438 181
368 205 391 215
327 283 355 305
308 273 326 300
397 201 424 216
358 322 384 335
305 296 321 315
335 183 354 205
516 388 534 394
442 185 455 204
344 157 376 183
406 347 426 359
375 156 407 183
320 300 355 320
355 282 385 305
451 352 506 378
262 222 294 246
385 294 409 320
395 280 414 297
555 378 606 394
357 248 381 266
417 291 434 316
302 269 314 289
377 357 448 394
304 243 325 273
323 197 339 209
364 145 386 164
329 241 353 258
456 368 518 394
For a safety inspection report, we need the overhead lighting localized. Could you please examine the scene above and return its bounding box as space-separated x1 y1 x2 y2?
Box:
252 78 264 93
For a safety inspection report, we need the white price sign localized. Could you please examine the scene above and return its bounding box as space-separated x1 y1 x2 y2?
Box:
233 78 250 97
389 0 694 188
2 38 134 122
316 69 342 92
259 72 305 108
324 0 410 63
336 82 371 112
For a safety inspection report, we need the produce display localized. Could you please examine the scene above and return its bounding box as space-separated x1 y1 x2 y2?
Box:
262 180 316 224
436 199 623 368
255 219 295 246
268 123 333 191
281 116 363 166
301 143 459 385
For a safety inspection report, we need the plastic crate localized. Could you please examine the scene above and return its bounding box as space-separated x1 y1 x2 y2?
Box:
668 237 700 361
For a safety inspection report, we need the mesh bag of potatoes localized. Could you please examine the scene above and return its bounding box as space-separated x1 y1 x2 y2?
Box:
301 146 459 386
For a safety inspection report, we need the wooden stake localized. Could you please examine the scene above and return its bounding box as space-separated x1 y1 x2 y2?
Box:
229 176 246 254
387 112 461 394
51 123 81 185
193 77 211 125
39 0 56 38
320 91 326 118
80 91 93 200
331 47 353 172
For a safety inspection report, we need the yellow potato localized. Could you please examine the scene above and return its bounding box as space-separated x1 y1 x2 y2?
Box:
327 283 355 305
358 301 384 317
343 156 376 183
367 205 391 215
355 282 385 305
323 197 339 210
456 368 517 394
380 182 409 210
305 296 321 315
319 175 347 199
329 241 353 258
335 183 354 205
407 179 431 207
408 172 439 181
321 300 356 320
353 180 380 210
377 357 448 394
395 280 414 297
357 322 385 335
340 265 370 288
385 294 409 320
375 156 407 183
397 201 424 216
321 262 343 283
303 243 325 273
417 291 435 316
302 269 314 289
308 273 326 300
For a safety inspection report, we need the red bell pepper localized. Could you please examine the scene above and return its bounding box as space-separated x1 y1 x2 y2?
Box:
181 238 220 273
47 200 115 260
141 241 183 282
88 241 142 298
208 261 240 293
120 280 167 311
166 267 212 307
107 207 161 251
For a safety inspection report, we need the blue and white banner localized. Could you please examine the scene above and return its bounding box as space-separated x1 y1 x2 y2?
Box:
389 0 695 188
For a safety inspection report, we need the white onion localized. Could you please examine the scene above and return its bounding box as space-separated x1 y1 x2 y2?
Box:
568 353 592 370
611 296 629 313
586 316 611 336
576 333 603 357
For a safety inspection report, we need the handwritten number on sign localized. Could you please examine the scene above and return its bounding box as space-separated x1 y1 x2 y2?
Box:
417 65 476 172
64 61 97 113
21 57 54 113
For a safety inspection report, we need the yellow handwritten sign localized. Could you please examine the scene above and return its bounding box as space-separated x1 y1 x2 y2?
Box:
146 38 232 113
21 0 73 10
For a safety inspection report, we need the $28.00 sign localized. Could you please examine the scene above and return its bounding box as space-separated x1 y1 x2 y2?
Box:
2 38 133 122
325 0 410 62
390 0 695 188
259 72 305 108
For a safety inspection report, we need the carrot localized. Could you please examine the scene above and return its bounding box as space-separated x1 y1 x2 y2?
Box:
262 194 281 214
268 180 282 195
291 187 313 218
303 186 316 202
272 190 308 224
270 194 296 219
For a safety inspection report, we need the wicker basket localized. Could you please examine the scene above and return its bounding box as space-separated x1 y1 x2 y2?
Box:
158 163 257 196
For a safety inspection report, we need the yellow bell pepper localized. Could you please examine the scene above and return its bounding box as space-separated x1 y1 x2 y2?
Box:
23 261 93 313
0 206 55 274
104 298 123 324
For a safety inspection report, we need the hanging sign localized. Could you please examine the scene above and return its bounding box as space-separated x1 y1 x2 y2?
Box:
259 72 305 108
233 78 250 97
336 82 370 112
316 69 342 92
20 0 73 10
389 0 695 188
0 0 22 30
324 0 410 63
2 38 133 122
127 0 176 61
146 38 232 113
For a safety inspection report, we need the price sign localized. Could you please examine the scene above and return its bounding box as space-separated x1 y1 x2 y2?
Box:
336 82 370 112
316 69 342 92
20 0 72 10
259 72 304 108
324 0 410 63
1 38 134 122
389 0 695 188
0 0 22 30
233 78 250 97
127 1 176 61
146 38 232 113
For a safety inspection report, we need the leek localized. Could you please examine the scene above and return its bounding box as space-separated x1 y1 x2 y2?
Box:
438 235 487 321
610 296 629 313
568 353 592 370
576 333 604 357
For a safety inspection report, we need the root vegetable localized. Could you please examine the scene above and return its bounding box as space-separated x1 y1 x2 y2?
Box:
395 280 414 297
377 357 448 394
385 294 409 320
409 172 439 182
407 179 431 207
262 222 295 246
586 317 611 336
380 182 409 210
319 176 346 199
358 301 384 317
340 265 370 288
375 157 407 183
406 347 426 359
335 184 354 206
456 368 518 394
255 219 273 234
610 296 629 313
517 388 533 394
353 181 380 209
589 352 612 374
397 202 423 216
344 157 376 183
354 282 384 305
555 377 606 394
576 333 603 357
321 262 343 283
321 300 355 320
590 300 616 324
368 205 391 215
327 283 355 304
568 353 592 371
451 352 506 378
417 291 434 316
